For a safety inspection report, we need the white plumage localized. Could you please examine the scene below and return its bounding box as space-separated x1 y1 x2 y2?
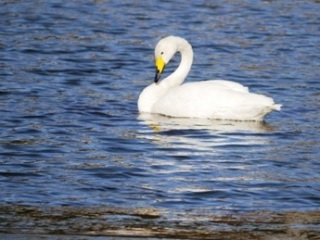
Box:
138 36 281 121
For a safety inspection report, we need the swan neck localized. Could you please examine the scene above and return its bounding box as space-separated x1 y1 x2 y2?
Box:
161 40 193 88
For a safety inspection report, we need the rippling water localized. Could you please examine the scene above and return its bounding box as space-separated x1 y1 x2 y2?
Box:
1 0 320 238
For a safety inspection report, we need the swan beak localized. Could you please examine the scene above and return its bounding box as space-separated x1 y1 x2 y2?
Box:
154 56 166 83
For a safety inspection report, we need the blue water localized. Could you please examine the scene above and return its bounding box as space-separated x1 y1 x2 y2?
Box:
0 0 320 235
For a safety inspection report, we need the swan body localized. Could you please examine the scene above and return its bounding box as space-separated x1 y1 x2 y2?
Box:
138 36 281 121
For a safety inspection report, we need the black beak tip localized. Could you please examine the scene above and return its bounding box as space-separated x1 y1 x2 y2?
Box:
154 70 161 83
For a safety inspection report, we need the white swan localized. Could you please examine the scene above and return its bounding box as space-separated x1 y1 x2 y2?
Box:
138 36 282 121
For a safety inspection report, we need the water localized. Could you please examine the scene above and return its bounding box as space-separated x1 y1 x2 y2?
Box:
1 0 320 238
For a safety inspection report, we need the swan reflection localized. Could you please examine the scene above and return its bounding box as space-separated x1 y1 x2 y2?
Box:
137 113 276 154
138 113 275 132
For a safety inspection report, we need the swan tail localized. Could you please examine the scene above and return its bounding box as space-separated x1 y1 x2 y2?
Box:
272 104 282 111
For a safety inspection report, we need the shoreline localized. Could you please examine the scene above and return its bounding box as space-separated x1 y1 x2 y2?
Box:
1 205 319 239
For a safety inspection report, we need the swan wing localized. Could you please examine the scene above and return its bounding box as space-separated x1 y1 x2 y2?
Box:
206 80 249 93
153 81 279 121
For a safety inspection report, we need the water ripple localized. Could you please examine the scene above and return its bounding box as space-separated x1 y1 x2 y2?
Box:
0 0 320 237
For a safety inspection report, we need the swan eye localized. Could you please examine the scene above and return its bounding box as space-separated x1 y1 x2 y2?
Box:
161 51 164 55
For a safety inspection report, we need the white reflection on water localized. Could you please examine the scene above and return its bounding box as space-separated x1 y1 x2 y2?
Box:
138 113 276 132
134 112 277 210
138 113 275 152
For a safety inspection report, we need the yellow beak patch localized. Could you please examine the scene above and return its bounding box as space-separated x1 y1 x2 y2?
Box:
155 56 166 74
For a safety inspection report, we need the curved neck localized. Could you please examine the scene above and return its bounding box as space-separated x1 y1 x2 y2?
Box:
159 39 193 89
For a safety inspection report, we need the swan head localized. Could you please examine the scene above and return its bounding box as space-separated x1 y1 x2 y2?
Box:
154 36 180 83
